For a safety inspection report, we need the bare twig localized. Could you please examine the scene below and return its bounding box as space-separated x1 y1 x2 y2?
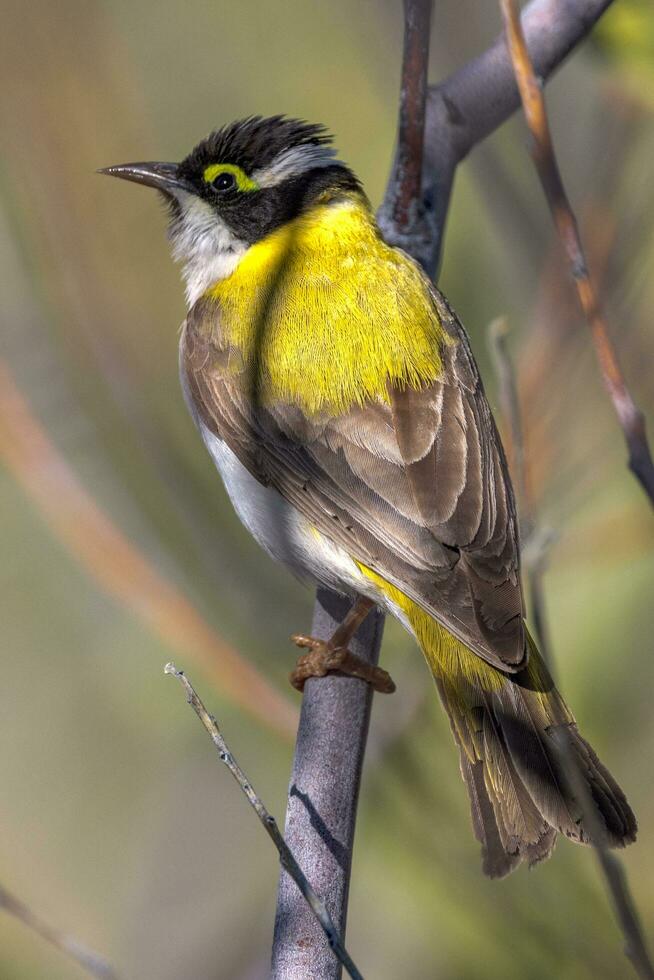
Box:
0 883 117 979
489 326 653 980
488 318 528 507
164 663 364 980
488 313 652 979
500 0 654 508
488 317 555 663
551 732 654 980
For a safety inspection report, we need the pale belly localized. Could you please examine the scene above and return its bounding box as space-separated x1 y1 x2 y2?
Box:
198 420 372 597
180 362 412 629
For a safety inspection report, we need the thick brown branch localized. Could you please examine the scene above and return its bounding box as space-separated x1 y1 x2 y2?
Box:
379 0 434 262
500 0 654 508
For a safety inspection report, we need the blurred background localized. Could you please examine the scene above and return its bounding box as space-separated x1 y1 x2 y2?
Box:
1 0 653 977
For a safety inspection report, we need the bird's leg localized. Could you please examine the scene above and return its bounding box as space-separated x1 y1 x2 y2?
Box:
290 596 395 694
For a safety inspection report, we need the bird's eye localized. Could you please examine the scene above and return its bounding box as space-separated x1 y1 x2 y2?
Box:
210 171 236 193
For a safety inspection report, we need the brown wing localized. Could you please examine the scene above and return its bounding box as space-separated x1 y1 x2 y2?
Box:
181 287 525 672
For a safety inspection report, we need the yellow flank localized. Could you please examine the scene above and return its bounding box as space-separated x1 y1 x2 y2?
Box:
358 563 567 732
359 564 506 693
206 193 446 415
202 162 259 192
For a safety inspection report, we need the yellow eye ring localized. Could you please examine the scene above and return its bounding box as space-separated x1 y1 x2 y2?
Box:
203 163 258 192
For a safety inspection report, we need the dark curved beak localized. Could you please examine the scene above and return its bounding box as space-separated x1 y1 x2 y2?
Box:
97 161 192 194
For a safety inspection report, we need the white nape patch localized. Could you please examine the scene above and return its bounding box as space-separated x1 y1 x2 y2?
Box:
253 144 343 188
168 189 248 306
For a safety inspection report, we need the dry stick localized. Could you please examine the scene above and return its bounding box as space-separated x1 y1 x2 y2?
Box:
500 0 654 507
488 321 653 979
550 731 654 980
488 317 555 664
497 9 654 974
0 883 117 980
272 4 433 980
489 330 653 980
164 664 364 980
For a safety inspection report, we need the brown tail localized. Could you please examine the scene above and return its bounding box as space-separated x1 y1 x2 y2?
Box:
431 635 637 878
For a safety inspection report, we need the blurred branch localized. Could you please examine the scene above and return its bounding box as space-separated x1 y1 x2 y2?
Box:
488 312 652 980
500 0 654 508
0 882 117 980
488 317 555 663
423 0 617 274
0 359 297 740
495 7 654 974
164 663 363 980
488 326 654 980
551 731 654 980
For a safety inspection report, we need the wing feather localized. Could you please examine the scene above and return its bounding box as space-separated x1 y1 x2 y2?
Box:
181 283 526 671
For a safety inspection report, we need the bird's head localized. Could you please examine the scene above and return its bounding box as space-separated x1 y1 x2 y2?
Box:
100 115 363 304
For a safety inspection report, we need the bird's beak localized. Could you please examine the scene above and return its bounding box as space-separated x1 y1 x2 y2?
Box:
97 161 192 195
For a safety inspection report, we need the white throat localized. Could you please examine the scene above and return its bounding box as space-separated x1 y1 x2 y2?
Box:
168 190 248 307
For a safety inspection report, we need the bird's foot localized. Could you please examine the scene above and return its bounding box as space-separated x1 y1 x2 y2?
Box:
289 634 396 694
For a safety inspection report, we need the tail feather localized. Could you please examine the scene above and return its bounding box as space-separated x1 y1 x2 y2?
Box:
423 614 636 876
459 754 520 878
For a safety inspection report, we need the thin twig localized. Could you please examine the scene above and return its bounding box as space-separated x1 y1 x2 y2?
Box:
550 731 654 980
488 307 653 976
488 318 528 507
489 325 653 980
0 883 117 979
488 313 653 978
500 0 654 508
164 663 364 980
488 317 555 663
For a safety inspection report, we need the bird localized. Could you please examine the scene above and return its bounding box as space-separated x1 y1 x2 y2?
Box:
101 115 636 877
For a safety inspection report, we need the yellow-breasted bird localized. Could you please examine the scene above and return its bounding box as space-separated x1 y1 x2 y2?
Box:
102 116 636 876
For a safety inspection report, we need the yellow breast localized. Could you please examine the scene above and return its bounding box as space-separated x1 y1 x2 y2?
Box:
206 193 446 416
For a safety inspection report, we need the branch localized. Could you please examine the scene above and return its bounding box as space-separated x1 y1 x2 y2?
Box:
271 592 384 979
488 328 654 980
500 0 654 508
0 883 117 980
273 4 433 978
423 0 616 274
488 317 555 663
164 663 363 980
378 0 435 270
550 731 654 980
